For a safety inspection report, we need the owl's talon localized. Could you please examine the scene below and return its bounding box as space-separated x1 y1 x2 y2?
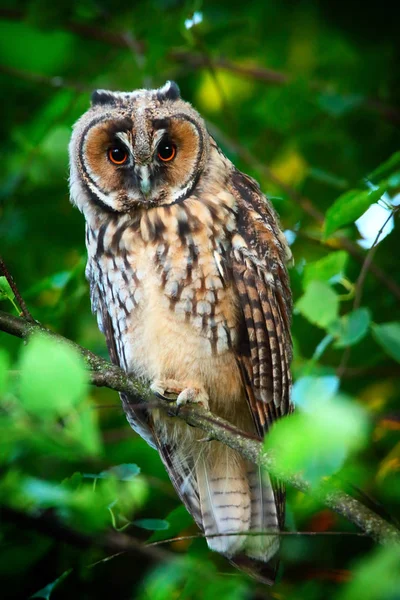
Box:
153 391 178 403
150 381 178 402
176 388 210 412
151 381 209 411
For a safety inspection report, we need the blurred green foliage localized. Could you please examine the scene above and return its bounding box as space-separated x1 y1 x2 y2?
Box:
0 0 399 598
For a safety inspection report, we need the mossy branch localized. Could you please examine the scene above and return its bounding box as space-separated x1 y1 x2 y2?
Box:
0 308 399 547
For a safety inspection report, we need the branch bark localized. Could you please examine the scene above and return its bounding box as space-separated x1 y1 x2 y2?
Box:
1 309 399 547
0 257 35 321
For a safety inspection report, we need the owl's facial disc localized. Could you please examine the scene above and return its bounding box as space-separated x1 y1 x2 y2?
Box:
71 82 209 213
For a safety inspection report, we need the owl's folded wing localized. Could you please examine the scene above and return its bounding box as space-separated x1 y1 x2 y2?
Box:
229 170 294 526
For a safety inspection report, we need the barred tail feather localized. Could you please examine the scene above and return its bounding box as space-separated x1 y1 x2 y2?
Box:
196 445 251 557
156 434 281 585
245 464 279 561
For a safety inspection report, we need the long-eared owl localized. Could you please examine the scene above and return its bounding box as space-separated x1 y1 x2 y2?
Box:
69 81 293 584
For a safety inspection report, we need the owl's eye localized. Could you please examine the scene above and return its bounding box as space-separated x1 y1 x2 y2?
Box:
108 146 129 165
157 139 176 162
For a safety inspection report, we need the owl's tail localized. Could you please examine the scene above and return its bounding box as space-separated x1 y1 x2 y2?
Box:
196 442 280 583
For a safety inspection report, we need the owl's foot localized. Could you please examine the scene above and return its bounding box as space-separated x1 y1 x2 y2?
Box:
176 387 210 411
150 379 180 402
150 379 210 411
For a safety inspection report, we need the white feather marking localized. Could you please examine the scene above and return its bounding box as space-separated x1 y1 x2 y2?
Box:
153 129 166 148
213 251 224 278
115 131 132 148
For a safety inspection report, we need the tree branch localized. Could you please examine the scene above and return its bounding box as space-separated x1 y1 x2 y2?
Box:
0 256 34 321
1 309 399 547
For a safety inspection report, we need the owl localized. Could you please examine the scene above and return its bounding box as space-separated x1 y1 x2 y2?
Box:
69 81 293 584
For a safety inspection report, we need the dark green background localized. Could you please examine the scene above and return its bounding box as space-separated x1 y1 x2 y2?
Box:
0 1 399 599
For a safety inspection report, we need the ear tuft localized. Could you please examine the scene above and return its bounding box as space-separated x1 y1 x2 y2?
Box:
157 81 181 101
91 89 118 107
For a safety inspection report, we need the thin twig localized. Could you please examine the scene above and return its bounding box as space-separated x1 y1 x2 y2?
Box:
353 207 398 311
147 530 367 548
338 365 400 378
1 309 399 547
337 207 398 378
0 257 34 322
0 8 145 52
0 64 90 93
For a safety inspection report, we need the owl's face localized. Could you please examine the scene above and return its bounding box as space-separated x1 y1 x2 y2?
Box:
69 81 210 214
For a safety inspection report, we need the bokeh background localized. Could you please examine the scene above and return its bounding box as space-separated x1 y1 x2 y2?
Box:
0 1 399 599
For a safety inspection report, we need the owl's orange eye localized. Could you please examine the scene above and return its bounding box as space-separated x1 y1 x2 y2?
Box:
157 140 176 162
108 146 128 165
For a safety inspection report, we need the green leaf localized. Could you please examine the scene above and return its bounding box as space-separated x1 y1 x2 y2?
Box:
149 505 194 543
0 276 15 301
31 569 72 599
308 167 348 190
295 281 339 329
264 394 368 484
23 477 70 506
367 150 400 182
323 186 387 239
388 171 400 187
329 308 371 348
318 92 363 117
134 518 170 531
371 322 400 362
61 472 83 490
0 349 10 396
19 476 118 532
339 545 400 600
85 464 141 481
137 558 249 600
19 334 89 417
292 375 340 411
65 403 101 456
303 251 348 286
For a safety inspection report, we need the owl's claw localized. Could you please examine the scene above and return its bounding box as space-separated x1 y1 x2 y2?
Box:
150 380 209 411
176 388 210 412
150 381 178 402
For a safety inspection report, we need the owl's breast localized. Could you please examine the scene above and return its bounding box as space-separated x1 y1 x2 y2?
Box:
86 192 240 381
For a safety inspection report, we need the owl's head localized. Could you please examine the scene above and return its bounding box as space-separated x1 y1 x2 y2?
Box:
69 81 210 214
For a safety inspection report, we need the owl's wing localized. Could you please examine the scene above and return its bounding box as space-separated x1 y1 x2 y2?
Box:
228 170 293 525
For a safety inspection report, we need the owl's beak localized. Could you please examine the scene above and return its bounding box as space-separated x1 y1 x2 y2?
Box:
138 166 151 197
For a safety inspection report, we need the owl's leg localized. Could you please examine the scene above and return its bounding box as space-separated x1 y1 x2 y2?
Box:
150 379 209 410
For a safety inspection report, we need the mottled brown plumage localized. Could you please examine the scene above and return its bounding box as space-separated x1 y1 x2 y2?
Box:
69 81 293 584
